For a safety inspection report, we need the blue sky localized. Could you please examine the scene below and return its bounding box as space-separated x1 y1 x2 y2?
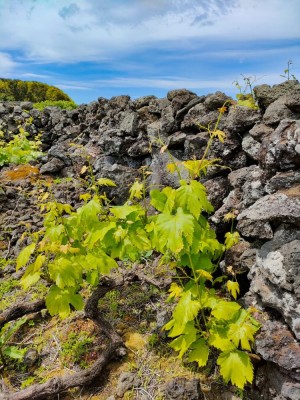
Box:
0 0 299 104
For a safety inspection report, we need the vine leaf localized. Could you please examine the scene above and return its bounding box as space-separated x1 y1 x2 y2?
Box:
226 280 240 300
97 178 116 186
168 282 183 300
155 207 194 254
211 301 241 320
176 179 213 218
225 231 240 250
16 242 36 270
129 181 144 200
169 321 197 358
208 326 235 352
217 350 254 389
188 338 210 367
165 291 201 337
150 189 167 212
3 346 24 359
46 286 84 319
227 310 261 351
48 257 82 289
110 204 139 219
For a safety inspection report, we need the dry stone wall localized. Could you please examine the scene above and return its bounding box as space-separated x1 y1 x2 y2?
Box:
1 80 300 399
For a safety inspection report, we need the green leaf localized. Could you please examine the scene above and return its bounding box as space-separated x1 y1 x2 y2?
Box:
155 207 194 254
110 204 139 219
129 180 144 200
150 189 167 212
167 291 201 337
20 254 45 289
48 257 82 289
217 350 254 389
97 178 116 187
211 301 241 321
83 221 116 248
225 231 240 250
46 286 83 319
56 203 73 215
169 321 197 358
188 338 210 367
3 346 25 359
176 180 213 218
45 224 65 242
227 310 261 351
16 242 36 270
162 187 176 214
226 280 240 300
77 196 102 224
208 326 235 351
21 266 41 289
0 318 27 347
85 250 118 275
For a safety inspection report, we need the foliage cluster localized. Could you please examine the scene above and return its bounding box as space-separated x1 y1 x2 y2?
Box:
15 103 260 390
0 127 43 166
0 318 27 367
33 100 78 111
233 75 259 110
280 60 298 81
0 78 72 102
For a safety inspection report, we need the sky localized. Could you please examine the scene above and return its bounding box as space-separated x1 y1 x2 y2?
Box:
0 0 299 105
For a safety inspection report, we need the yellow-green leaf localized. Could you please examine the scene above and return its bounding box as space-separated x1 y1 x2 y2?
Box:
168 291 201 337
46 286 83 319
225 231 240 250
97 178 116 187
227 310 261 351
129 180 144 200
166 163 176 173
168 282 183 300
214 129 226 143
16 242 36 270
188 338 210 367
155 207 194 254
208 326 235 352
217 350 254 389
211 301 241 321
169 321 197 358
226 280 240 300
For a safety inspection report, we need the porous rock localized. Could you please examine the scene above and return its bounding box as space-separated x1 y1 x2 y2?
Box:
163 377 204 400
262 119 300 170
254 80 300 109
248 225 300 339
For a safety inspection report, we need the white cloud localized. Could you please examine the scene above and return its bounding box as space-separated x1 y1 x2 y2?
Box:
0 52 18 76
21 73 51 79
57 84 92 91
93 76 232 89
0 0 299 64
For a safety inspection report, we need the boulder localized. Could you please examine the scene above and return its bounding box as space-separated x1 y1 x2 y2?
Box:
237 189 300 239
254 80 300 109
262 119 300 171
248 225 300 339
263 96 295 126
225 105 261 133
204 91 231 110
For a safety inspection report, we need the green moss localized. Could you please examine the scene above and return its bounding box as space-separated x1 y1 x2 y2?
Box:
33 100 77 111
60 331 95 368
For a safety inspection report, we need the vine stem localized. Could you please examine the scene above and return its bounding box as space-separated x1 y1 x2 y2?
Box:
188 254 207 329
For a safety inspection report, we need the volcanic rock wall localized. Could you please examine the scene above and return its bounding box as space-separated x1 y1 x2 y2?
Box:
1 80 300 399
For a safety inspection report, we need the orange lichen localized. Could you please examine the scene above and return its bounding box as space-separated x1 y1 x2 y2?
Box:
0 165 40 181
